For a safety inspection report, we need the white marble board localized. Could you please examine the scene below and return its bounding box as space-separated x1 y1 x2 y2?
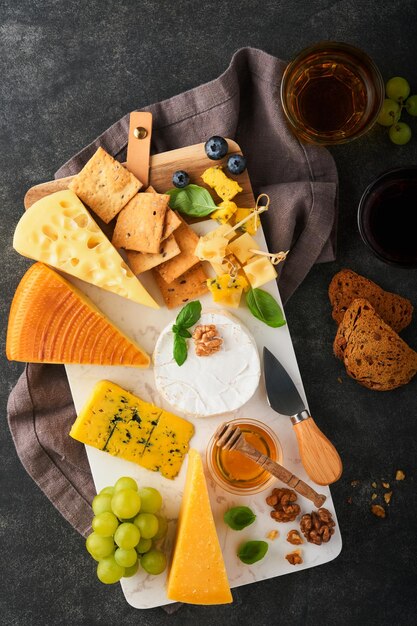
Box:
65 221 342 609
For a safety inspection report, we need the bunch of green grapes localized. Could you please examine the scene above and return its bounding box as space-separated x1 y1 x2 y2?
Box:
377 76 417 145
85 477 168 585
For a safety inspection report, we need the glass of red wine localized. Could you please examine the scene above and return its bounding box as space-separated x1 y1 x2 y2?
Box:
358 167 417 267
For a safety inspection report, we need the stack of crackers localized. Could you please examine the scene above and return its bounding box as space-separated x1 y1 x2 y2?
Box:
68 146 208 309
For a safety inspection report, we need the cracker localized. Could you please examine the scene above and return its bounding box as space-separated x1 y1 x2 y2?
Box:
154 217 200 283
145 185 181 241
126 234 180 275
112 192 169 253
162 209 182 241
68 147 142 223
153 263 209 309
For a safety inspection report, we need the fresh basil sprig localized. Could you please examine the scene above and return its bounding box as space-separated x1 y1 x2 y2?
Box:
224 506 256 531
237 540 269 565
175 300 202 328
173 334 187 366
172 301 202 366
166 184 217 217
246 288 286 328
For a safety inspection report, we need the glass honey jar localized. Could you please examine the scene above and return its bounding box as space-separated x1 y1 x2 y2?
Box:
206 418 282 495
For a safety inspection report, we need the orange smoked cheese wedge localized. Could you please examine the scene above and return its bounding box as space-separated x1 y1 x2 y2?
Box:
167 449 232 605
6 263 150 368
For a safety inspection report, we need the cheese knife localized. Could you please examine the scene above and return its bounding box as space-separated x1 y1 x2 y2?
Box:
263 347 343 486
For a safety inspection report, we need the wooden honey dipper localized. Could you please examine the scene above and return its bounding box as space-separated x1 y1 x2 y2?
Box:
214 422 327 508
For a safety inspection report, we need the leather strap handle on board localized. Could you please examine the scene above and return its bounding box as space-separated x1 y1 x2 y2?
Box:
126 111 152 187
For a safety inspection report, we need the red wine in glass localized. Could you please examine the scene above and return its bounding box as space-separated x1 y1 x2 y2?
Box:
358 168 417 267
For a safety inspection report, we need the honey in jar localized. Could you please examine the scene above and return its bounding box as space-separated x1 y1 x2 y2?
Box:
207 419 282 495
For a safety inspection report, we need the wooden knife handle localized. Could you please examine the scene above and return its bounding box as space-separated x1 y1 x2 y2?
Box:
292 416 343 486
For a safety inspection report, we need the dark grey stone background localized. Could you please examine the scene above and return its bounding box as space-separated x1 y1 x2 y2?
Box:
1 1 417 624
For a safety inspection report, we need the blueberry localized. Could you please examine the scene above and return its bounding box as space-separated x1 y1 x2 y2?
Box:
172 170 190 188
227 154 247 175
204 136 228 160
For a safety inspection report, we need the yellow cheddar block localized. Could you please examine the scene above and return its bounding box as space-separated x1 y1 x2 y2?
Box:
13 190 158 309
207 273 247 308
233 208 260 235
201 167 242 201
227 232 259 264
243 256 278 288
69 381 194 479
167 449 232 605
210 200 238 224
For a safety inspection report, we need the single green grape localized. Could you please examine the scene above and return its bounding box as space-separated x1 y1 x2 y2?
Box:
86 532 115 561
138 487 162 514
123 561 139 578
114 548 138 568
386 76 410 103
100 486 115 495
114 477 138 493
376 98 401 126
389 121 412 145
134 513 159 539
153 515 168 540
92 512 119 537
136 537 152 554
97 556 125 584
92 493 113 515
111 488 141 519
140 549 167 575
405 94 417 116
114 522 141 550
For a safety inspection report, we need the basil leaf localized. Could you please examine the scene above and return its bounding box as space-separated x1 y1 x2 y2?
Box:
237 540 269 565
173 326 192 339
246 288 286 328
173 334 187 366
224 506 256 531
166 184 217 217
175 300 202 329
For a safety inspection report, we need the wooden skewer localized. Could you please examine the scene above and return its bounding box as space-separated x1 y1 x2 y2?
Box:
214 422 327 508
249 249 289 265
225 193 270 236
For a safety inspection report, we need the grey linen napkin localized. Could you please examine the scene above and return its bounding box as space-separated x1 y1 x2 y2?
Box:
7 47 338 600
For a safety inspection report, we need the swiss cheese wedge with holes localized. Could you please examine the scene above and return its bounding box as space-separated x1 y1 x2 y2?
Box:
6 263 150 367
13 190 158 308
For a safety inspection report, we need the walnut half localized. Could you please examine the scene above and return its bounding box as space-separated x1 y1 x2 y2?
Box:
192 324 223 357
300 508 336 545
286 529 303 545
266 488 301 523
285 550 303 565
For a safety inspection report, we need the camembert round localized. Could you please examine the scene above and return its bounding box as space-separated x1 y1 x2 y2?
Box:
153 311 260 417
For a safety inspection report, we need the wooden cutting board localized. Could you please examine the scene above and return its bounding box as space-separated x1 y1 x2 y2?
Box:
24 139 255 210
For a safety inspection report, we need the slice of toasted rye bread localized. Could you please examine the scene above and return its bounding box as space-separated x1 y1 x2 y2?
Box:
329 269 413 332
334 298 417 391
